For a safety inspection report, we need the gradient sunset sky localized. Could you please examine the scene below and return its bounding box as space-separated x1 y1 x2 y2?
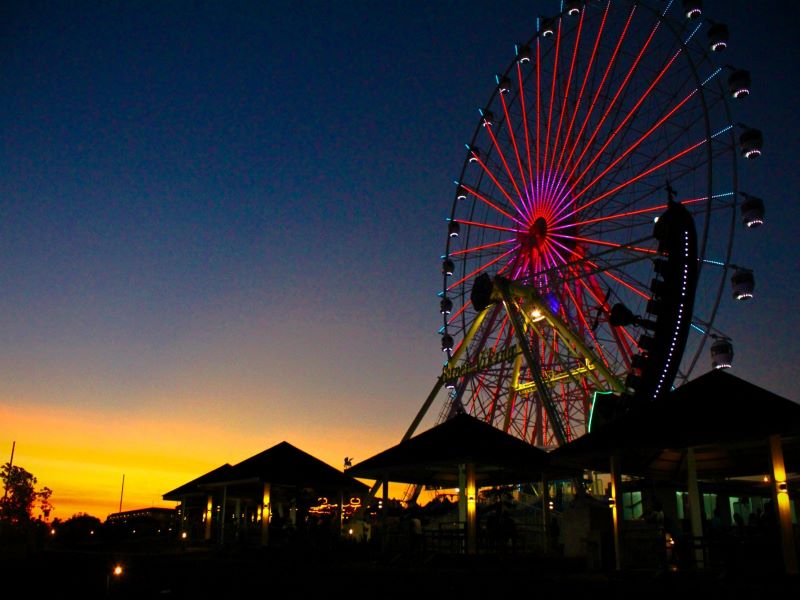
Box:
2 1 798 519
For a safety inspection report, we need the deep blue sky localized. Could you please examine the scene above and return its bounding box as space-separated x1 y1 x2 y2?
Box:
1 1 798 513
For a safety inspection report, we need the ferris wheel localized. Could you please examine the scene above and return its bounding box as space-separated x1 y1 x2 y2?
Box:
413 0 764 448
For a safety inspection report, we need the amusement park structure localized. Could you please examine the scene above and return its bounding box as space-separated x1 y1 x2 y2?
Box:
408 0 764 453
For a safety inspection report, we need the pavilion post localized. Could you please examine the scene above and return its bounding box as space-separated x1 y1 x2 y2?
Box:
260 482 271 546
204 494 213 541
465 463 477 555
686 447 705 569
542 474 550 553
458 463 467 553
220 485 228 545
769 434 798 574
609 455 621 571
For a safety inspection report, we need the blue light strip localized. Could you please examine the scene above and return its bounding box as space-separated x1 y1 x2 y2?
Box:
684 21 703 44
711 124 734 139
702 67 722 87
701 258 726 266
691 323 707 334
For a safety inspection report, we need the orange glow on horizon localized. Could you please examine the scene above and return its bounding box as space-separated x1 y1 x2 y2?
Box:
1 402 403 521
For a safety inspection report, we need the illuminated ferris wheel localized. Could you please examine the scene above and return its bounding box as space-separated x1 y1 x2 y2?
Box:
414 0 764 448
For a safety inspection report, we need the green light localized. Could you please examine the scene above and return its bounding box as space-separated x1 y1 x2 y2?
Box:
587 390 613 433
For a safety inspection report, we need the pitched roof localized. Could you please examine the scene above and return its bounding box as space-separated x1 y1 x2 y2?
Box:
551 370 800 477
163 463 233 500
223 441 367 491
162 442 367 501
346 412 566 486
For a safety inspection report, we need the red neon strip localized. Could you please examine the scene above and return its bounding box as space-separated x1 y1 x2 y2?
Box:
564 274 611 368
447 246 518 291
499 90 532 206
460 183 525 224
546 10 584 206
471 155 529 220
446 298 469 326
559 5 636 193
558 10 663 209
542 19 563 203
485 119 529 216
559 138 706 222
554 1 610 179
589 261 651 300
517 63 535 208
536 38 541 199
455 218 519 234
448 237 516 257
551 234 657 255
554 196 706 230
554 57 692 218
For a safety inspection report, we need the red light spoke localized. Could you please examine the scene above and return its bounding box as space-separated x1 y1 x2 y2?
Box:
558 5 636 202
546 10 585 203
447 299 470 326
448 238 515 258
556 195 706 230
536 39 541 199
588 260 651 300
484 121 530 217
554 71 696 221
447 246 518 292
517 63 535 203
551 234 657 255
559 9 662 206
558 138 706 222
460 184 526 225
542 19 563 208
564 279 611 369
471 155 530 220
455 219 519 234
499 91 532 207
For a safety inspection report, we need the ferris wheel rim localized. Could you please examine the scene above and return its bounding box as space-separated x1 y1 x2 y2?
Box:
438 0 741 444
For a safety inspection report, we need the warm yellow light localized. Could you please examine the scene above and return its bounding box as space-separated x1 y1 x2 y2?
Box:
531 308 545 322
113 565 123 577
777 481 788 494
762 475 770 483
50 528 56 535
181 531 187 539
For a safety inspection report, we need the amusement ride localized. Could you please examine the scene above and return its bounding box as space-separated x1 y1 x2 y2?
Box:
406 0 764 453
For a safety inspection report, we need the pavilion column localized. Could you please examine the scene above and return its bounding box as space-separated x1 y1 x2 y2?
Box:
220 485 228 544
609 455 621 571
542 474 550 553
686 447 705 569
204 494 213 541
260 482 271 546
769 434 798 574
465 463 477 555
234 498 241 540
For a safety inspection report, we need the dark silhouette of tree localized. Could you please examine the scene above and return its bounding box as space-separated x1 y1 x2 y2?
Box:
0 462 54 524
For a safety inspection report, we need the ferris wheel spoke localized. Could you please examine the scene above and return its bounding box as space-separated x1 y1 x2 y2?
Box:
552 1 611 184
558 5 637 199
560 12 666 209
448 238 516 258
516 63 535 202
498 89 533 207
459 183 526 225
552 234 657 256
545 10 586 203
469 154 531 220
557 54 693 214
558 137 706 223
447 246 518 292
541 19 563 202
559 194 706 230
483 120 531 216
559 59 710 218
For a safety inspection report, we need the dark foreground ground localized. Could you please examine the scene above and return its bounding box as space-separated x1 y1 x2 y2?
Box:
3 541 798 599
